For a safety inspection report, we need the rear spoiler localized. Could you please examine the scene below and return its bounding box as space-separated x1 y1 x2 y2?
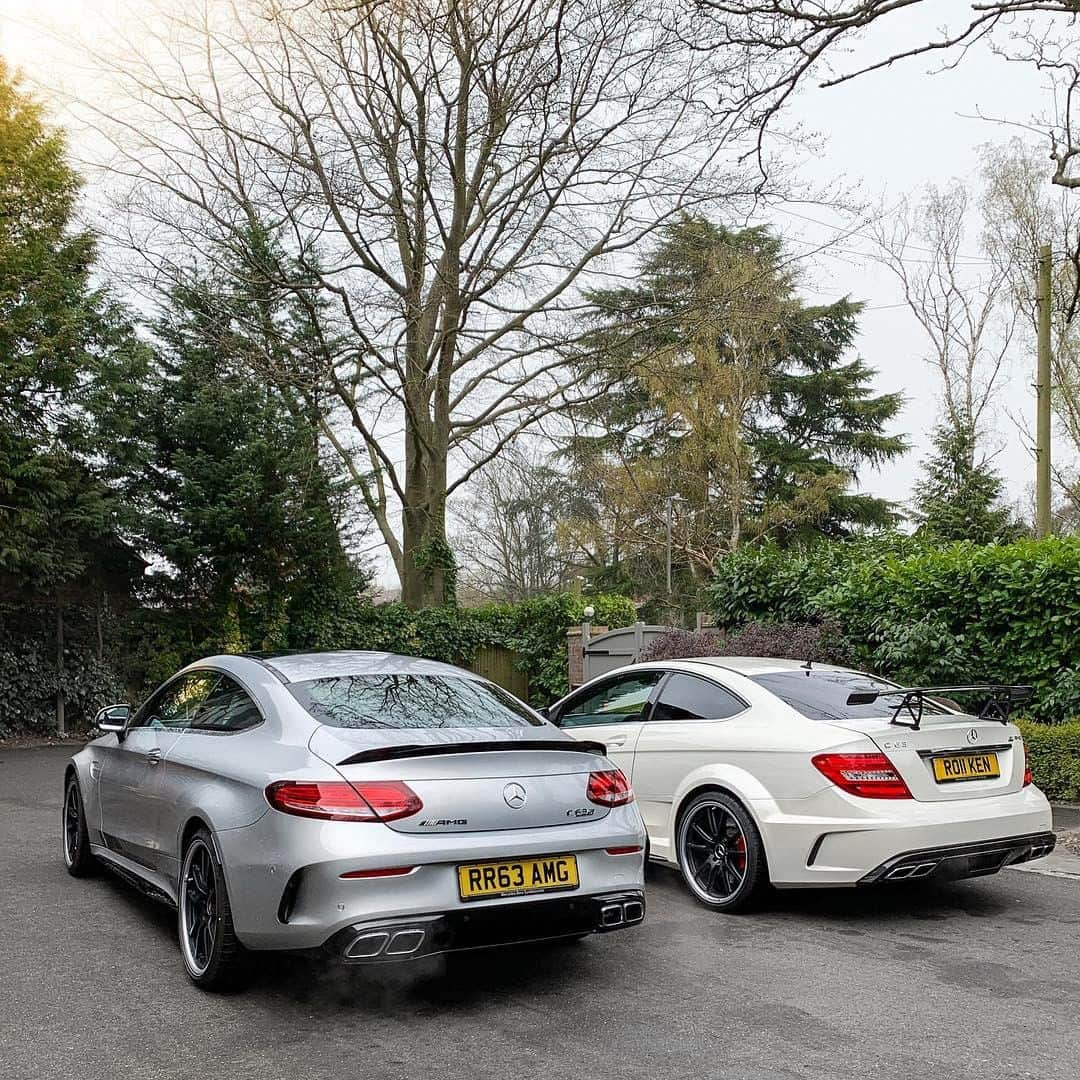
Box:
337 739 609 767
845 685 1033 731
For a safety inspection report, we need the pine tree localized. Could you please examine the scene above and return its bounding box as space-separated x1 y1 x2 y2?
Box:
130 238 367 649
564 217 906 587
0 60 146 599
912 424 1024 544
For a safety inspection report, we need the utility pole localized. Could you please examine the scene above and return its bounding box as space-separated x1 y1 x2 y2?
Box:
1036 243 1053 539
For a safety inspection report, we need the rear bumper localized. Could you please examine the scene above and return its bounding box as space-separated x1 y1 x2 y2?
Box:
859 831 1057 885
757 784 1054 886
321 890 646 963
214 805 646 949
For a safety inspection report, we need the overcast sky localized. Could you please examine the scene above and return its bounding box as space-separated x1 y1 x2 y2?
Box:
1 0 1071 584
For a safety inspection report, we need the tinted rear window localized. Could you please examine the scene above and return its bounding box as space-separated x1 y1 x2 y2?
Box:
749 670 952 723
288 674 542 730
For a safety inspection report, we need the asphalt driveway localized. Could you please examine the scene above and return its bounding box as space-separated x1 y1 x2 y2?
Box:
3 746 1079 1080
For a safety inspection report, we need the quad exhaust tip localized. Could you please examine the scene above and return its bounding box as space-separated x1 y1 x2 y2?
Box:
345 927 427 960
884 861 938 882
600 899 645 928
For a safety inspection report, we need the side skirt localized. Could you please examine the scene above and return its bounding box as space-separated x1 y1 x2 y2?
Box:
91 844 178 908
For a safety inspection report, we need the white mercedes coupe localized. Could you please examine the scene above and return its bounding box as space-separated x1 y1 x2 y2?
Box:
549 658 1055 911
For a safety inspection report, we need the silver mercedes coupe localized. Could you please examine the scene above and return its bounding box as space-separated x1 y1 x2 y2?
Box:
63 651 646 990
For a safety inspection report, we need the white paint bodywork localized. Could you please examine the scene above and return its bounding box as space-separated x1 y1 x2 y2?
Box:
554 658 1053 887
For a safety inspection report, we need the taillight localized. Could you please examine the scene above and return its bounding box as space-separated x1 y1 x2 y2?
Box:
265 780 423 822
605 845 643 856
587 768 634 807
811 752 912 799
1023 742 1033 787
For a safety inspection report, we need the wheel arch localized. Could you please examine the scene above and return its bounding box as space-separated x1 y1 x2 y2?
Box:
667 766 777 871
178 815 221 866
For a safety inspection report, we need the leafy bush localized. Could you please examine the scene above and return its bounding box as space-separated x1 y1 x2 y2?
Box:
1017 720 1080 802
707 536 1080 721
708 535 921 627
119 591 636 709
0 608 124 738
638 621 853 665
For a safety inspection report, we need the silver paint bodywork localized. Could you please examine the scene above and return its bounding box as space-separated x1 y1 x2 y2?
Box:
67 652 646 951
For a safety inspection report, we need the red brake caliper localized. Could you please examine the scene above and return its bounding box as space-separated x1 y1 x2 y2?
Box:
733 835 747 872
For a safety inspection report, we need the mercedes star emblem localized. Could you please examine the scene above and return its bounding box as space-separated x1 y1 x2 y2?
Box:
503 782 527 809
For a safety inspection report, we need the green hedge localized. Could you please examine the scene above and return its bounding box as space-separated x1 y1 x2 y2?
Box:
121 591 636 710
0 608 124 738
2 590 636 736
287 591 636 706
1018 720 1080 803
708 536 1080 721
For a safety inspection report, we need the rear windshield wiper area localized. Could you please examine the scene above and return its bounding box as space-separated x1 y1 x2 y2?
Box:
845 685 1034 730
337 739 609 766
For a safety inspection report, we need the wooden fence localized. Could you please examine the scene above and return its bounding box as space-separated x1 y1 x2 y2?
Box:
466 644 529 701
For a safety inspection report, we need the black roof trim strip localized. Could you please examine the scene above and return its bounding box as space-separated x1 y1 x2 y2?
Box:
337 739 608 767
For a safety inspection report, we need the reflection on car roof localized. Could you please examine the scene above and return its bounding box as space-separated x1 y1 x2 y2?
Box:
252 650 479 683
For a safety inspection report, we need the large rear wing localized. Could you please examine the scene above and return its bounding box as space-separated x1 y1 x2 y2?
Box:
845 685 1033 731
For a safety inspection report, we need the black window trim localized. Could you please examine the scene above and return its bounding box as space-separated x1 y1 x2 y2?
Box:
552 669 666 728
128 667 267 736
644 670 750 723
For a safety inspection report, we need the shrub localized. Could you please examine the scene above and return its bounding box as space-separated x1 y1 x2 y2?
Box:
0 608 124 738
637 621 853 666
1017 720 1080 803
708 536 1080 721
119 591 636 709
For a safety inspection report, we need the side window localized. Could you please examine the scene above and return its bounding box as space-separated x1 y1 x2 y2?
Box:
191 674 263 733
558 672 663 729
134 672 219 730
650 673 746 723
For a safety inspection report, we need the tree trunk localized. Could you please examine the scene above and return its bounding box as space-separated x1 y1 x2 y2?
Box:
400 470 451 607
400 407 453 607
56 601 66 737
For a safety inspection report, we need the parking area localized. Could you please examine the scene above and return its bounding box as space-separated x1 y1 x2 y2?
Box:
4 746 1080 1080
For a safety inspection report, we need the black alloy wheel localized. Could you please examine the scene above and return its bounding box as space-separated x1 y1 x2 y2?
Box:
676 791 767 912
178 828 248 991
62 776 97 877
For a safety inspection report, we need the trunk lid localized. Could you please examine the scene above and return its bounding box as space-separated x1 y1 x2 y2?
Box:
825 714 1025 802
310 726 611 833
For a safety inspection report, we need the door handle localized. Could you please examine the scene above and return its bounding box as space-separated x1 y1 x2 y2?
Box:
146 748 162 767
606 735 628 747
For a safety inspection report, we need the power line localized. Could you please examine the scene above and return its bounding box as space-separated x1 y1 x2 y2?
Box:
769 204 995 265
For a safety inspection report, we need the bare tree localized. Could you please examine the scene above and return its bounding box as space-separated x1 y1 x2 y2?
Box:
872 181 1014 460
981 139 1080 506
86 0 761 606
691 1 1080 188
452 444 580 602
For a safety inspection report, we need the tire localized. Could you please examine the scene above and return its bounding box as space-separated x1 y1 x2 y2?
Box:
676 791 767 913
178 828 249 991
62 774 98 878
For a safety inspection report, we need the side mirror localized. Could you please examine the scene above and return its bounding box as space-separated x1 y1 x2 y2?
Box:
95 704 131 733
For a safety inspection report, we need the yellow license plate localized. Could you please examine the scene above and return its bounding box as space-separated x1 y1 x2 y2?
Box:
457 855 579 902
932 752 1000 783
